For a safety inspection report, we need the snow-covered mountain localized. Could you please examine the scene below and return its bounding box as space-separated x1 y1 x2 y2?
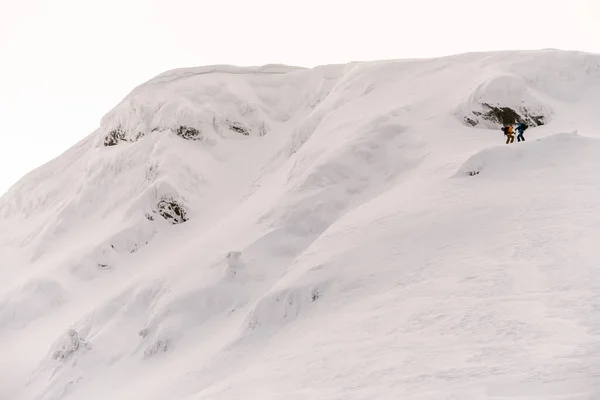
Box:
2 49 600 400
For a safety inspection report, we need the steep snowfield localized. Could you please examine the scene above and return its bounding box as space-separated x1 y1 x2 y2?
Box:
2 49 600 399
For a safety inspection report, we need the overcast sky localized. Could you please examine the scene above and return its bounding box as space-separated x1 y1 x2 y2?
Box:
0 0 598 195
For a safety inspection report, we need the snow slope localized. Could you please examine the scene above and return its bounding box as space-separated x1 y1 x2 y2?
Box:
2 49 600 399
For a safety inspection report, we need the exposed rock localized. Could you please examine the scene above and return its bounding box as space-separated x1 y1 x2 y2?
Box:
103 127 126 146
52 329 91 361
464 116 478 127
157 200 187 224
311 288 321 302
103 124 202 147
103 126 146 146
228 120 250 136
456 73 551 129
259 121 267 136
144 338 171 358
145 161 159 182
468 103 546 127
175 125 202 140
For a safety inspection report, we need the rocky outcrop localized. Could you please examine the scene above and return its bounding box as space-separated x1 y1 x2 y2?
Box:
103 125 203 147
465 103 546 127
52 329 92 361
175 125 202 140
103 127 126 146
227 120 251 136
456 73 552 129
157 199 187 224
143 338 171 358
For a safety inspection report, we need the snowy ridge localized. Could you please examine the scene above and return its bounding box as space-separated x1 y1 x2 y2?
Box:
2 49 600 399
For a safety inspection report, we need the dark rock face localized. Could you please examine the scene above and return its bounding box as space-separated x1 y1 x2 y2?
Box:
175 126 202 140
104 127 126 146
228 121 250 136
466 103 546 127
157 200 187 224
103 125 202 147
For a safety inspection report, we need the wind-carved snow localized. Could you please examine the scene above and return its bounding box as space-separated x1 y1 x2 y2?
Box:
456 73 553 127
2 50 600 400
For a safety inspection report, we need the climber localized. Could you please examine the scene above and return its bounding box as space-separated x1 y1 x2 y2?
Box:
515 122 528 142
501 125 514 144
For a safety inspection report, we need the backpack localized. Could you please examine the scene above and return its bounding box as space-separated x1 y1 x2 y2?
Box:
501 126 508 134
515 123 528 133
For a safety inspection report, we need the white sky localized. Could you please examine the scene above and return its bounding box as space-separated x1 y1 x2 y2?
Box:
0 0 598 195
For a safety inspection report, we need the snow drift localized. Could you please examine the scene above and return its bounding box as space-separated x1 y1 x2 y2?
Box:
2 49 600 400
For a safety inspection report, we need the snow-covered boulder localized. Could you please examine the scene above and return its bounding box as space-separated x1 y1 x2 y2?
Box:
51 329 92 361
456 73 552 128
157 198 187 224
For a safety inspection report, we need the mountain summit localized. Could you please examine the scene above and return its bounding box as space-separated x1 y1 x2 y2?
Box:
1 49 600 399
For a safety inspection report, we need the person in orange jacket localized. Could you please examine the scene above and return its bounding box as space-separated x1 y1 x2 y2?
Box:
501 125 514 144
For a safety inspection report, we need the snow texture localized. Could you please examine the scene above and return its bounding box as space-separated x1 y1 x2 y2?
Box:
1 49 600 400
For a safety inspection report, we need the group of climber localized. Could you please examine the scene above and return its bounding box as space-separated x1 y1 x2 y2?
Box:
501 122 528 144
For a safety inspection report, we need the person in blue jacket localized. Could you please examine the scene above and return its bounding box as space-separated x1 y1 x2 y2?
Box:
515 122 528 142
